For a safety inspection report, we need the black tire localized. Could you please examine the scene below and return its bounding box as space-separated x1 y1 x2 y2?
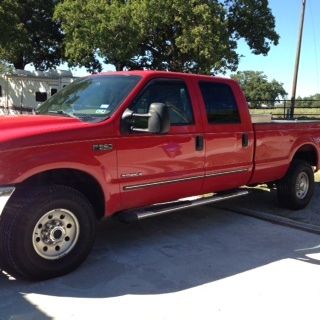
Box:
277 160 314 210
0 185 96 280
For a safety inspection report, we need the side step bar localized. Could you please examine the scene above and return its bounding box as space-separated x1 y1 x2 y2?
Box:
118 189 249 222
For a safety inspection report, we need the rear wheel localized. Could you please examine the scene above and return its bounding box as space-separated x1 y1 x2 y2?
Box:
0 185 96 280
277 160 314 210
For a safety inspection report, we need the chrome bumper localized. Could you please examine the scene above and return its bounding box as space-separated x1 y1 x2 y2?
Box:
0 187 15 216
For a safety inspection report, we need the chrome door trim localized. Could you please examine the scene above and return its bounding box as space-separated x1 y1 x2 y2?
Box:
123 168 249 191
123 175 204 191
205 168 248 178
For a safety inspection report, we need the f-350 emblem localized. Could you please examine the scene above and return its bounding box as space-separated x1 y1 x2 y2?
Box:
92 144 113 152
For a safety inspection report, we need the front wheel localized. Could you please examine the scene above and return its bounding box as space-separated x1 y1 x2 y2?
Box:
0 185 96 280
277 160 314 210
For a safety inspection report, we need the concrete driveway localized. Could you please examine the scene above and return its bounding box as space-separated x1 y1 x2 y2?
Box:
1 204 320 320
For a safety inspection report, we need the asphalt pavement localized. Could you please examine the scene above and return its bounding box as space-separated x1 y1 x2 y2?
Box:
1 202 320 320
218 171 320 226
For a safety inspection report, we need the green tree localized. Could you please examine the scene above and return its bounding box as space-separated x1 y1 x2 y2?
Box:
0 2 17 44
231 71 287 107
0 0 63 70
54 0 279 73
296 94 320 108
0 61 14 74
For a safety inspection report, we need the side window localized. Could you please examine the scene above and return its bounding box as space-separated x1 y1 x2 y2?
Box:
199 82 240 124
0 85 2 97
131 80 194 126
51 88 58 96
35 92 47 102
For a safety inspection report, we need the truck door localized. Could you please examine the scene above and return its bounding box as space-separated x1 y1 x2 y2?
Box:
117 78 205 211
197 80 254 193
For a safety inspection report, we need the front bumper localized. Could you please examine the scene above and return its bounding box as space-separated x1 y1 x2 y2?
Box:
0 187 15 216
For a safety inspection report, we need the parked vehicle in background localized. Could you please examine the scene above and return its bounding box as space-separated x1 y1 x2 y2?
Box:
0 69 75 114
0 71 319 280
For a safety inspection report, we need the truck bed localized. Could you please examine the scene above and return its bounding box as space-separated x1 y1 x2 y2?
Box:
250 120 320 184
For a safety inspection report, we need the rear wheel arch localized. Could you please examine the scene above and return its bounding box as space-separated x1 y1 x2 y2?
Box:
292 144 318 168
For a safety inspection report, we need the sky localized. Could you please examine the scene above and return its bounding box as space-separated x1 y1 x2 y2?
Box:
30 0 320 98
231 0 320 98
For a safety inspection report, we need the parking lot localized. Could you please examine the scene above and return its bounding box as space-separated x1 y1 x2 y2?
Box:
0 176 319 319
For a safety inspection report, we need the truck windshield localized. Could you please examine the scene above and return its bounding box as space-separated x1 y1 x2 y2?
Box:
36 75 141 122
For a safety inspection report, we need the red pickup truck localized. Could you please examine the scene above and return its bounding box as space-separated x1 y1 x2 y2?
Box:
0 71 319 280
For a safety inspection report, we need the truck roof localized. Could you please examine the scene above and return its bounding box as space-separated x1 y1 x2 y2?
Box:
90 70 236 83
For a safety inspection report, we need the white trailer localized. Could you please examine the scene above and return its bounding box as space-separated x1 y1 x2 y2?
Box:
0 69 76 114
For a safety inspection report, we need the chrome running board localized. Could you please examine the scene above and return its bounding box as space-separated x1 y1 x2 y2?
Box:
118 189 249 222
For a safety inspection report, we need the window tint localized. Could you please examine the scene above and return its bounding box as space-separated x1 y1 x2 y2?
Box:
131 80 194 126
199 82 240 124
51 88 58 96
35 92 47 102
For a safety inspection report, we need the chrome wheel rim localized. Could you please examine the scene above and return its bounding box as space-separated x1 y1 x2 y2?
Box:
295 172 309 199
32 209 80 260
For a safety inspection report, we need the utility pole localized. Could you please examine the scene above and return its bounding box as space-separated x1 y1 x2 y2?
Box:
290 0 307 119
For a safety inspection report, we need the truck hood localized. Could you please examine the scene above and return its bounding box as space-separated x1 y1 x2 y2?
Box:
0 115 94 151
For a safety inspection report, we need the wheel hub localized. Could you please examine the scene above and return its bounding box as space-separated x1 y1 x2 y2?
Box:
32 209 80 260
295 172 309 199
41 221 66 244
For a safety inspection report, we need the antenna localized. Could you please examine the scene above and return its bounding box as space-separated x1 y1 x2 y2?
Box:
290 0 307 119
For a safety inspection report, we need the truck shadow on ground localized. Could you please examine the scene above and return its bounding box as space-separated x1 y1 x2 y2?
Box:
221 181 320 225
1 200 320 319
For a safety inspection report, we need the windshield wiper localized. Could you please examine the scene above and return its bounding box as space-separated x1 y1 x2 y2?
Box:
47 110 77 118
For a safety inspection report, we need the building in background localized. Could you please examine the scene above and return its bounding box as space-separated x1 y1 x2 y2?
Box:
0 69 75 114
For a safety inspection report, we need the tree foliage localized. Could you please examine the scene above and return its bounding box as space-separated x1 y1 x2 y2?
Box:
0 0 63 70
231 71 287 107
296 94 320 108
55 0 279 73
0 61 14 74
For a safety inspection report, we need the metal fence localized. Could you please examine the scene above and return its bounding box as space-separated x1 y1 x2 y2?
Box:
248 99 320 120
0 105 34 115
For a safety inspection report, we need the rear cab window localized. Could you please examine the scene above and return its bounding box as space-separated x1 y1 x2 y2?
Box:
199 82 240 124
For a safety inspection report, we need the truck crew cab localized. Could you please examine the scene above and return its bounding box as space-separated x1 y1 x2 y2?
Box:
0 71 319 280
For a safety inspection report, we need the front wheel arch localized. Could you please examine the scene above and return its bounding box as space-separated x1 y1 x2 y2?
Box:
16 168 106 219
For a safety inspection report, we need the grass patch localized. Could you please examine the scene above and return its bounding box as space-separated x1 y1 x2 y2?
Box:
250 107 320 120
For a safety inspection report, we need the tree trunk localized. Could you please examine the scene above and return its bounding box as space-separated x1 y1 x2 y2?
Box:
114 62 125 71
13 55 26 70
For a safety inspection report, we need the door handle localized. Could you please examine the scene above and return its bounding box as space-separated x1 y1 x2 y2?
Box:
195 135 204 151
242 133 249 147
